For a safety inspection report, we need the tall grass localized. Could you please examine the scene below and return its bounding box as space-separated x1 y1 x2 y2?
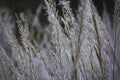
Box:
0 0 120 80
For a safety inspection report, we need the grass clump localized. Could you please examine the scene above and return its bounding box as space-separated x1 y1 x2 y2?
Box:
0 0 120 80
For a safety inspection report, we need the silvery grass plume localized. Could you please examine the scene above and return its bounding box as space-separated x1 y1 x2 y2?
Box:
0 0 120 80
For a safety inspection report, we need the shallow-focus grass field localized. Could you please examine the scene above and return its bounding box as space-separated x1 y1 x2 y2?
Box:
0 0 120 80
